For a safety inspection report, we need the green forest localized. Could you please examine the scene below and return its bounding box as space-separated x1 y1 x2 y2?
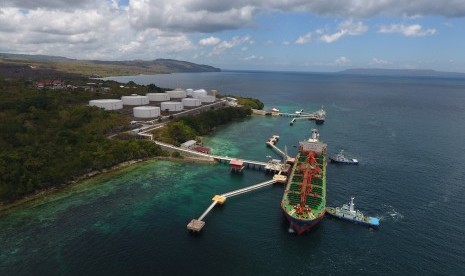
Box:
235 97 264 110
0 79 165 202
153 107 252 145
0 72 261 203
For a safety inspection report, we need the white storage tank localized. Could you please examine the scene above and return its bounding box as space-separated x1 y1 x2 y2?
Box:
161 101 183 112
166 89 187 99
89 99 123 110
133 106 160 118
182 98 201 107
192 89 207 98
199 95 216 103
146 93 170 102
186 89 194 97
121 95 149 105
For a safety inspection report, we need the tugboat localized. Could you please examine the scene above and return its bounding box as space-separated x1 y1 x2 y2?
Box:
326 197 380 228
329 150 359 165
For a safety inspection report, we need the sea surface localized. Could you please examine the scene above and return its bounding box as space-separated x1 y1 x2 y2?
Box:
1 71 465 275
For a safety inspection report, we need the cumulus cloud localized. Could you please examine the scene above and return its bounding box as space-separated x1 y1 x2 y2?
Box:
0 0 458 61
242 55 263 61
128 1 256 33
379 24 437 37
128 0 465 33
2 0 98 10
199 36 221 46
210 35 251 55
335 56 351 65
320 20 368 43
295 32 312 44
371 58 391 65
0 5 194 59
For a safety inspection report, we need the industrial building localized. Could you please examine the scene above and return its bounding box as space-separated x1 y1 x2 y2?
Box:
146 93 170 102
192 89 207 98
199 95 216 103
133 106 161 118
89 99 123 110
182 98 201 107
161 101 183 112
121 95 149 105
186 89 194 97
166 89 187 99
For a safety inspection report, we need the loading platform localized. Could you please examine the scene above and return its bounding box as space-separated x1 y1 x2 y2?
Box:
187 179 279 232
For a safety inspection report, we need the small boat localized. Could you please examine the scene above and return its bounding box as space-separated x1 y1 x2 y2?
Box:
326 197 380 228
271 108 280 113
329 150 358 165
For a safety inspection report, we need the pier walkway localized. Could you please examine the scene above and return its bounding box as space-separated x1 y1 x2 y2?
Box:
266 141 289 160
222 179 277 197
152 140 269 168
187 179 277 232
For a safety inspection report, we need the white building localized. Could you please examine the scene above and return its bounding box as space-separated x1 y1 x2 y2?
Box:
182 98 201 107
192 89 207 98
146 93 170 102
133 106 161 118
89 99 123 110
166 89 187 99
121 95 149 105
180 140 197 149
161 101 183 112
199 95 216 103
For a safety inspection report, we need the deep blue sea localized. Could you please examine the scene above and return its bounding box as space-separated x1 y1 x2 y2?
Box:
1 71 465 275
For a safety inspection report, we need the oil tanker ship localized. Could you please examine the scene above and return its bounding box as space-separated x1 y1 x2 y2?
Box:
281 129 327 234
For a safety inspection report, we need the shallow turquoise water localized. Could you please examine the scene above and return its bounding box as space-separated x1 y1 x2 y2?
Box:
2 72 465 275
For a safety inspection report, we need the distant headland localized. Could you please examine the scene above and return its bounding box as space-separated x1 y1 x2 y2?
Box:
0 53 221 78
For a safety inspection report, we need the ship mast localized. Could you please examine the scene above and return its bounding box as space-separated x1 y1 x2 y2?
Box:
349 196 355 212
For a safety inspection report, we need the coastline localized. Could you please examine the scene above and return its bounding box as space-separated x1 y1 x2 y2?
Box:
0 155 215 213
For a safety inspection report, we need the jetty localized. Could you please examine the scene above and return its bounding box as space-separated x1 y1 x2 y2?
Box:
187 178 280 232
152 140 286 172
187 136 291 233
252 107 326 124
265 135 294 164
135 131 293 233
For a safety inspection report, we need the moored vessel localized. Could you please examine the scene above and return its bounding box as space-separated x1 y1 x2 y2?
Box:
326 197 380 228
315 106 326 125
281 129 327 234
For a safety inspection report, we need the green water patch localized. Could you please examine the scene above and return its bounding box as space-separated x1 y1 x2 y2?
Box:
0 160 217 267
0 158 272 274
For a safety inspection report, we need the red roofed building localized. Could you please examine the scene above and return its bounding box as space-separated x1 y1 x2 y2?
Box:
193 147 211 154
230 159 244 173
36 79 65 89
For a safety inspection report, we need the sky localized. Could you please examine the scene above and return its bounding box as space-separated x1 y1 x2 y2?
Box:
1 0 465 72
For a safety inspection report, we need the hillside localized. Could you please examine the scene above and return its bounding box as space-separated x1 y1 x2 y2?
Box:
0 53 221 77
